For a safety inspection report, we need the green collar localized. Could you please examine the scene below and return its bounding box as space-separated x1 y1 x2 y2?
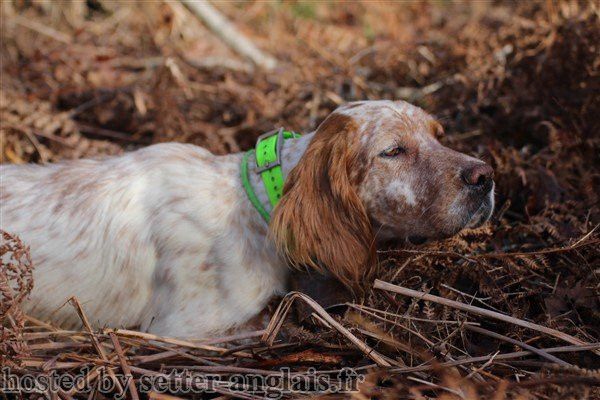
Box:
241 128 301 222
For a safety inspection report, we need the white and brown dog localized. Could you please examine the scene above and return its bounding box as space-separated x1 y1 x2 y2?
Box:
0 100 494 337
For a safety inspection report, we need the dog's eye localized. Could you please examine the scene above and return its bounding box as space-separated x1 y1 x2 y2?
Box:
379 146 406 158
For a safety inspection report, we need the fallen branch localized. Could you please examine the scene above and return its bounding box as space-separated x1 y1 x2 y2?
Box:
373 280 600 356
180 0 277 70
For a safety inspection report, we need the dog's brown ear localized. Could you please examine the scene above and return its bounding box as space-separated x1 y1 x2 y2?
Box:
269 112 376 290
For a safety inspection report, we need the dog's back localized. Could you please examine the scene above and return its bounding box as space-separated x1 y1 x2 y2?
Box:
1 143 234 329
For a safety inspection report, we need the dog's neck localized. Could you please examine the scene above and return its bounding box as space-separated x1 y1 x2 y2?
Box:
244 131 315 218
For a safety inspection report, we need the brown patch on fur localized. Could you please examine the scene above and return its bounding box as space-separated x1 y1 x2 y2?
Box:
199 262 216 272
269 113 376 291
429 120 445 139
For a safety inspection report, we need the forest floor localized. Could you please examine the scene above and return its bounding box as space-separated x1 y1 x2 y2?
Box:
1 1 599 399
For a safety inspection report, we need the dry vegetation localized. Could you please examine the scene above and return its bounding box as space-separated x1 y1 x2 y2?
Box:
1 1 599 399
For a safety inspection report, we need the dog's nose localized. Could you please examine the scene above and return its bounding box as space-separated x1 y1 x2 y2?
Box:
461 163 494 190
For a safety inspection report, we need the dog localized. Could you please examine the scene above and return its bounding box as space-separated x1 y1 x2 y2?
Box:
0 100 494 337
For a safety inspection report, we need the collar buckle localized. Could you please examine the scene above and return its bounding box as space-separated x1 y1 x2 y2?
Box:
255 127 285 173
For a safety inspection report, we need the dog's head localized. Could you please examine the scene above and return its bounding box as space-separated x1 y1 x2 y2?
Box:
270 100 494 288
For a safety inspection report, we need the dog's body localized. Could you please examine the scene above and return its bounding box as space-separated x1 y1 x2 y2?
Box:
1 101 494 338
1 142 295 336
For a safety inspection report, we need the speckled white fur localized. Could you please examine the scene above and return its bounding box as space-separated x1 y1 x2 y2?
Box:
1 144 290 337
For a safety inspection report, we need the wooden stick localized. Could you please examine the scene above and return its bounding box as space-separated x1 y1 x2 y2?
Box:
68 297 124 395
180 0 277 70
373 280 600 356
109 333 140 400
69 298 109 360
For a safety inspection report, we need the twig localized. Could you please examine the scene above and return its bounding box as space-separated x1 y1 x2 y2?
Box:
183 55 253 73
12 16 72 44
348 303 437 348
109 333 140 400
24 312 108 351
356 328 420 363
77 123 149 144
33 130 75 148
68 92 117 117
180 0 277 70
138 341 222 366
104 328 253 358
20 360 83 369
464 351 499 380
68 297 125 396
22 330 81 340
68 298 109 360
28 341 90 351
389 343 600 374
347 302 481 325
464 325 572 367
21 129 48 163
2 121 63 157
374 280 600 356
407 376 467 399
165 58 194 100
262 291 392 367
